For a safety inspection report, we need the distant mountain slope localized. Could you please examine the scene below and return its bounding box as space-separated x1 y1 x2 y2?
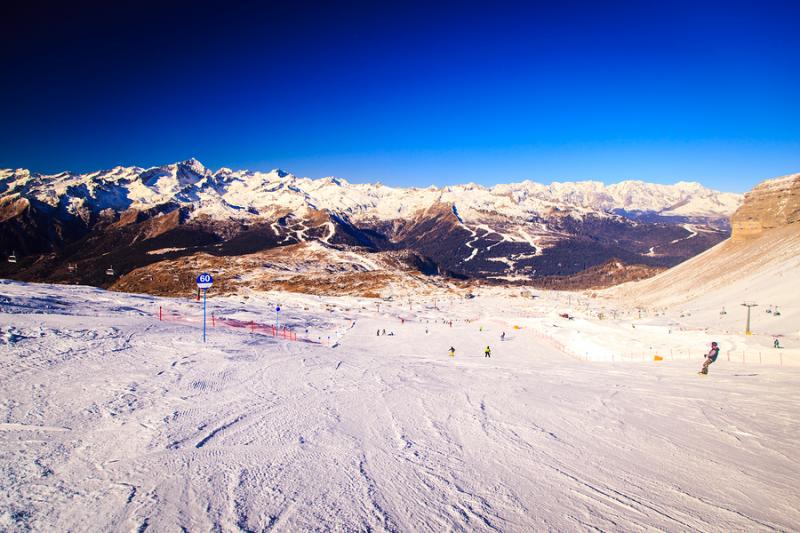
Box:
609 173 800 332
0 159 743 292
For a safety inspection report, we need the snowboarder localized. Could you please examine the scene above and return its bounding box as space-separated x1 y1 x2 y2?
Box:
500 331 506 341
449 346 455 358
698 341 720 375
484 346 491 358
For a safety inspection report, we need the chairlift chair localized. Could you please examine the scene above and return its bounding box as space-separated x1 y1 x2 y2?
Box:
8 251 17 263
105 265 115 276
67 263 77 273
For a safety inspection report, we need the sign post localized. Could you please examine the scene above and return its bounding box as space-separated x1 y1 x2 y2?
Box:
276 305 281 331
196 273 214 342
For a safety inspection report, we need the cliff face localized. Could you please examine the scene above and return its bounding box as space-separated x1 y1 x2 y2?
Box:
731 173 800 241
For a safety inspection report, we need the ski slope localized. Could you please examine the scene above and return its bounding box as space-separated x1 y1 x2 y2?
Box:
1 281 799 531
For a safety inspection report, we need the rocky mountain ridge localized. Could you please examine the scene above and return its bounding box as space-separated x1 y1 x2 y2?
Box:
731 173 800 241
0 159 745 294
0 158 741 227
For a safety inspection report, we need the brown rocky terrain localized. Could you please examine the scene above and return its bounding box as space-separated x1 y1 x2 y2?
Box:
731 173 800 241
109 242 442 298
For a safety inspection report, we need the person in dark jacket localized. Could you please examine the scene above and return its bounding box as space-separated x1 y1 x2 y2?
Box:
699 342 720 375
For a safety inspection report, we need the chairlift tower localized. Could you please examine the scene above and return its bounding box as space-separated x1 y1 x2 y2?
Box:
741 302 758 335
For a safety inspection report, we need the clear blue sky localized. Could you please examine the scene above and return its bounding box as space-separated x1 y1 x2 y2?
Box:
1 0 798 192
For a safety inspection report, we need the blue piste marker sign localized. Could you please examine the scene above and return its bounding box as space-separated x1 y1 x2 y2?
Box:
196 273 213 289
197 273 213 342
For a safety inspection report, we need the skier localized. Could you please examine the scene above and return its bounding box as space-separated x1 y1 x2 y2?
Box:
377 329 380 336
484 345 491 358
500 331 506 341
774 338 781 349
698 341 720 375
449 346 456 358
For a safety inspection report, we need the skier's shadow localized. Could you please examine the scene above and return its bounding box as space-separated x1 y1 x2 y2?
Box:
732 373 759 377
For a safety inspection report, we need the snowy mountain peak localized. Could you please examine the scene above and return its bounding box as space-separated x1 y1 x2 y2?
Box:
0 160 748 225
180 157 207 174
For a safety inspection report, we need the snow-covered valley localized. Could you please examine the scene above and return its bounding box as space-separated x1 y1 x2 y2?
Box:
1 280 798 531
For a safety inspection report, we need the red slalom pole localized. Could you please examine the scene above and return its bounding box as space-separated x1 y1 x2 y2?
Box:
159 306 162 321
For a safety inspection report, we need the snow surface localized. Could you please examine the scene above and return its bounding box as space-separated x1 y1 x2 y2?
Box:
1 280 799 531
609 224 800 337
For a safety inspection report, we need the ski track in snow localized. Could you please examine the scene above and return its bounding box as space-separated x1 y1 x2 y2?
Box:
460 222 480 262
0 281 799 532
515 228 543 256
475 224 513 252
320 221 336 244
293 220 309 242
670 224 699 244
270 221 283 240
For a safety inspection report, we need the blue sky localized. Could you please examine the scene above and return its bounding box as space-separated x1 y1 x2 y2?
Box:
1 1 798 192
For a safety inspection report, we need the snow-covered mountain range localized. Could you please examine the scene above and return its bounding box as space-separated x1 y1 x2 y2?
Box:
0 158 741 224
0 159 744 293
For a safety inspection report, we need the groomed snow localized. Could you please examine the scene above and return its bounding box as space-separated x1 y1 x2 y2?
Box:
1 280 799 531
